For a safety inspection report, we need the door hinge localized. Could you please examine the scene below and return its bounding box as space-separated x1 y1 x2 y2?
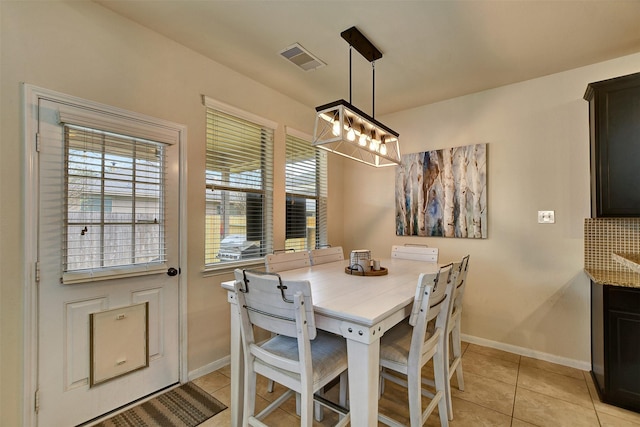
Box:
35 261 40 283
34 389 40 413
35 133 41 152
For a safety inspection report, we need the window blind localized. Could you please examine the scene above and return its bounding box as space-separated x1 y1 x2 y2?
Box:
63 125 166 277
205 107 274 266
285 132 328 251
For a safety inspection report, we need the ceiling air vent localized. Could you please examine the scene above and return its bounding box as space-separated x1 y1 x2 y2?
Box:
279 43 326 71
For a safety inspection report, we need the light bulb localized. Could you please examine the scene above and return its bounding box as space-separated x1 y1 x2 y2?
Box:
332 121 340 136
369 131 379 151
358 125 367 146
347 127 355 141
379 135 388 155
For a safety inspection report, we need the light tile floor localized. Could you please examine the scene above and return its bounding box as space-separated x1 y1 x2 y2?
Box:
193 342 640 426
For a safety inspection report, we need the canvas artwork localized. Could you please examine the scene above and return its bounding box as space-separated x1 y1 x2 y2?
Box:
395 143 487 238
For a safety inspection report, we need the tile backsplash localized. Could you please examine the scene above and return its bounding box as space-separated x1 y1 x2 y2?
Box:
584 218 640 271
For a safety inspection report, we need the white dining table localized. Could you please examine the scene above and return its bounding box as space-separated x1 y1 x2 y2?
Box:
221 257 440 427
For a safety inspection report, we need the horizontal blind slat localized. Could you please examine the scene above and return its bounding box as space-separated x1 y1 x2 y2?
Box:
205 105 273 267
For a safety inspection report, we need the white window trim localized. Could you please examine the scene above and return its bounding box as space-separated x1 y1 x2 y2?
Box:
285 126 312 142
57 105 179 145
202 95 278 130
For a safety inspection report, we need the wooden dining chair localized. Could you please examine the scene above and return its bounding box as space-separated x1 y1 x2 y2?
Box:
378 264 454 427
233 269 349 427
443 255 470 420
391 244 439 262
263 250 312 394
310 246 344 265
265 250 311 272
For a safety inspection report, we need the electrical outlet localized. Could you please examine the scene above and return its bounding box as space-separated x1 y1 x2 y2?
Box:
538 210 555 224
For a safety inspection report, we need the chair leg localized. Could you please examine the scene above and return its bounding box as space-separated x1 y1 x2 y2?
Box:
378 367 385 398
339 371 349 407
300 385 314 427
433 348 449 427
314 391 324 422
444 372 454 420
407 367 423 427
451 321 464 391
244 370 257 427
444 333 454 421
443 320 464 421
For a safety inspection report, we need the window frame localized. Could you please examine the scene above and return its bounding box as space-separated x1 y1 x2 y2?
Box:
284 128 328 251
203 97 276 272
55 103 180 285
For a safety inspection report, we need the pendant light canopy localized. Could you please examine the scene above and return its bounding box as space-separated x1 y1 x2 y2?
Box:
313 26 401 167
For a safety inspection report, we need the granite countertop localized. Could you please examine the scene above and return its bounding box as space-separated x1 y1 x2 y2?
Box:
585 252 640 288
585 268 640 288
611 252 640 274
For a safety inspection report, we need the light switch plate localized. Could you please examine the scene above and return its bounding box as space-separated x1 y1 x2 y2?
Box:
538 210 555 224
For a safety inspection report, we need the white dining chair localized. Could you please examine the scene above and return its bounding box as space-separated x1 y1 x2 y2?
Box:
378 264 454 427
391 244 439 262
233 269 349 427
443 255 470 420
265 250 311 272
310 246 344 265
263 250 312 395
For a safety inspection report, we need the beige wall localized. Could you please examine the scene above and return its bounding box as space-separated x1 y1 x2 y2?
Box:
346 52 640 366
3 1 640 425
0 2 344 425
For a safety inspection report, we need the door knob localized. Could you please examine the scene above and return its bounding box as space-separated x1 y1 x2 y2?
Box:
167 267 179 277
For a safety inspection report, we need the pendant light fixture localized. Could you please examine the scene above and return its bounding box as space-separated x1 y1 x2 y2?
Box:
313 26 401 167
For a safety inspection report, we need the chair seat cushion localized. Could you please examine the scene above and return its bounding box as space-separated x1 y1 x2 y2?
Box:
259 331 347 384
380 320 435 365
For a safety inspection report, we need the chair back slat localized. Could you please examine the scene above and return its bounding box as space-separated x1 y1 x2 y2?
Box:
391 244 438 262
406 264 454 369
233 269 316 339
429 265 455 327
409 264 452 326
448 255 470 328
265 251 311 272
310 246 344 265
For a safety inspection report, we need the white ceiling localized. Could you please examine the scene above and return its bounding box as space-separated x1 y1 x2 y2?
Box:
96 0 640 116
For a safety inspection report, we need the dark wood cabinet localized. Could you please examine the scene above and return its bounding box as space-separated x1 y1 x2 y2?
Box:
591 282 640 412
585 72 640 217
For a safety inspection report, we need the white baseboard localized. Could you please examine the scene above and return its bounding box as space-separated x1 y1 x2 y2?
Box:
461 334 591 371
188 335 591 382
188 355 230 381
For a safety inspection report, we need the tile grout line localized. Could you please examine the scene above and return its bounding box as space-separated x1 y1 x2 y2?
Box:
584 370 604 426
515 365 598 412
511 354 521 427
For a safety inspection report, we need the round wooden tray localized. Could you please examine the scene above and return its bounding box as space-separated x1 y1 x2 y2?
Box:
344 266 388 276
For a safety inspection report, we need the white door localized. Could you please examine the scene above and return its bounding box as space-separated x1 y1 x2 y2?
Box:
35 95 182 427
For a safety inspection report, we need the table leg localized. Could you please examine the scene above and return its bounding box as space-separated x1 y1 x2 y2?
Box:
346 338 380 427
228 293 243 427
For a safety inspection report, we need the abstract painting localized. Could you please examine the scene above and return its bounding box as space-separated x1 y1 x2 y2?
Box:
395 143 487 238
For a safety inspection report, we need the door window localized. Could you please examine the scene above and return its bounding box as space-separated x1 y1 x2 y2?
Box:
64 125 166 274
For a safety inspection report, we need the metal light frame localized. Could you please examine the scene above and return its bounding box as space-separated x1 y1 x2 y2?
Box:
313 27 401 168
